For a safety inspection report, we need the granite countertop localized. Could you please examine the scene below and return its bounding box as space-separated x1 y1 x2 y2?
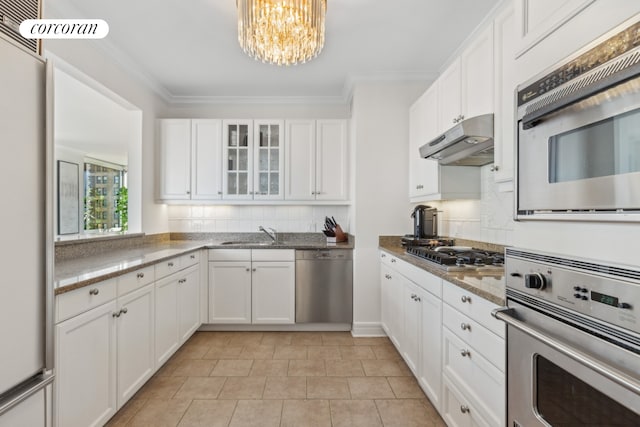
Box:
378 236 506 306
55 235 354 295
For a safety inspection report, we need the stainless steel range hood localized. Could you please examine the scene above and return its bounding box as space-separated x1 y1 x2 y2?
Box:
419 114 494 166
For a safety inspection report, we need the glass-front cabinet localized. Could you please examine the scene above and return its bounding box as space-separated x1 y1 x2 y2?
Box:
222 120 283 200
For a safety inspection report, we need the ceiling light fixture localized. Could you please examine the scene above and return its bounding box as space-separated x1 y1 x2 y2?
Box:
237 0 327 66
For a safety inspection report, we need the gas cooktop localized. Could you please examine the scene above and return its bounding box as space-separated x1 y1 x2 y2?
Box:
406 246 505 272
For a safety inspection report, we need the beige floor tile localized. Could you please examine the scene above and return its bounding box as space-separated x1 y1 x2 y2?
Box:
387 376 427 399
204 345 244 360
326 360 365 377
188 332 232 346
321 332 354 346
273 345 308 359
362 360 410 376
229 399 282 427
288 360 326 376
307 377 351 399
375 399 439 427
353 337 391 346
339 346 376 360
228 332 264 346
105 398 147 426
348 377 395 399
249 359 289 376
135 376 186 399
172 359 218 377
330 399 383 427
219 376 266 399
211 359 254 376
263 376 306 399
127 398 191 427
155 359 180 377
174 377 226 399
307 346 342 360
238 344 275 360
290 332 323 346
173 344 211 361
178 399 237 427
260 332 293 345
281 399 331 427
372 345 402 360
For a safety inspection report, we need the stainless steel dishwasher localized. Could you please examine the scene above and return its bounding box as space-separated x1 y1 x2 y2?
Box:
295 249 353 323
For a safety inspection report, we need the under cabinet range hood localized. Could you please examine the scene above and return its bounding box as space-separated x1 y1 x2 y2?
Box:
419 113 494 166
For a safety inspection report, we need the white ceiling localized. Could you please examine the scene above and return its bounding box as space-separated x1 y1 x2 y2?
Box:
46 0 500 101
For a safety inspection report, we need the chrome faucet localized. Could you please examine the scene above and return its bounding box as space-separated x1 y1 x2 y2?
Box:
259 226 277 243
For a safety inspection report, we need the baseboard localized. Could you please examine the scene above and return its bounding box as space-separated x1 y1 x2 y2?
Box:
198 323 352 332
350 322 386 337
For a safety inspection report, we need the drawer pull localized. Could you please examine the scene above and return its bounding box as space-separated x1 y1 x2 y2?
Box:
121 307 128 315
460 405 470 414
190 254 196 259
89 288 99 296
246 268 251 272
168 262 174 267
112 311 121 318
381 253 386 258
414 296 421 302
460 349 471 357
411 293 417 300
460 295 471 303
385 274 392 280
137 272 145 279
391 259 396 263
460 323 471 331
252 268 257 272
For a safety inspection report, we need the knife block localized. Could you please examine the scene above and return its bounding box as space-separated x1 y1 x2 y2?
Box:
328 225 347 243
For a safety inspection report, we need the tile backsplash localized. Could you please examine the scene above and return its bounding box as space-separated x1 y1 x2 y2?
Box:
168 205 350 234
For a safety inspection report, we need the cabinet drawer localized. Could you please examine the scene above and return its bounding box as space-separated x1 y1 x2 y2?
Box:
155 257 181 279
208 249 251 262
442 281 505 338
181 251 201 269
442 328 504 427
252 249 295 262
56 279 117 323
118 266 155 296
379 250 400 267
443 304 505 371
442 375 493 427
399 261 442 298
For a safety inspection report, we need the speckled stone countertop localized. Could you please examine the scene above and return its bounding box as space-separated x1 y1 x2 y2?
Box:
378 236 506 306
55 233 354 295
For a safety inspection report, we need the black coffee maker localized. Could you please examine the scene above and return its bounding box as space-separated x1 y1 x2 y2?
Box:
411 205 438 239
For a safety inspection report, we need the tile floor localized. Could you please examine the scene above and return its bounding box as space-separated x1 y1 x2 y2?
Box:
106 331 446 427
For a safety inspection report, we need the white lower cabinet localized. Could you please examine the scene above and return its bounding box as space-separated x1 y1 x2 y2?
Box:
442 375 492 427
380 262 403 350
418 285 442 410
402 279 422 375
178 266 202 342
55 301 117 427
208 249 295 324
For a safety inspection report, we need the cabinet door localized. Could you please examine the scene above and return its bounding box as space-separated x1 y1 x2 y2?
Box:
222 120 253 200
253 120 284 200
316 120 348 200
409 84 440 200
116 284 155 408
438 58 462 132
461 24 494 118
418 286 442 412
55 301 117 427
284 119 316 200
178 265 201 343
159 119 191 200
380 263 393 336
493 4 517 183
191 119 223 200
251 261 295 324
209 262 252 323
383 266 404 350
402 280 421 375
155 276 179 366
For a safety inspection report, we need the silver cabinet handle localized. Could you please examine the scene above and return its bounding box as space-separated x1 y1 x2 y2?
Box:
490 165 499 172
381 253 386 258
137 272 144 279
391 259 396 263
461 295 471 303
217 191 222 195
186 191 190 195
460 115 465 121
89 288 99 296
246 268 250 272
452 117 457 124
121 307 128 315
112 311 120 318
460 405 470 414
460 349 471 357
410 294 417 300
384 274 392 280
168 262 174 267
252 268 257 272
190 254 196 259
460 323 471 331
415 296 421 302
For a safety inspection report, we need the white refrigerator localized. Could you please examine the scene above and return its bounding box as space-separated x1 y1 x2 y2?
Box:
0 33 54 425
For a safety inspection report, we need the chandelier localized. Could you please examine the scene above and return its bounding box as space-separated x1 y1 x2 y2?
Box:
237 0 327 66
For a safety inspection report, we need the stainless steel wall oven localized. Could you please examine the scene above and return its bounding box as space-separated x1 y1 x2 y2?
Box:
516 16 640 221
494 248 640 426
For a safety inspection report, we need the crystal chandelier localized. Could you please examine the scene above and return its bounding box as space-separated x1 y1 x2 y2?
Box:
237 0 327 66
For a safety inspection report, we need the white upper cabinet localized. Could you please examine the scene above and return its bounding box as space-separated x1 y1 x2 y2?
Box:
253 120 284 200
159 119 222 200
285 119 348 201
222 120 254 200
461 24 494 119
409 85 440 200
438 58 462 131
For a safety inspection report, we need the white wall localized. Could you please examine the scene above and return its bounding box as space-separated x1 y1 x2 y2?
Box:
43 39 170 235
350 81 429 336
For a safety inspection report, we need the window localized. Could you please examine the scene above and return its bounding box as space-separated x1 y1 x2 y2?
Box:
84 161 127 232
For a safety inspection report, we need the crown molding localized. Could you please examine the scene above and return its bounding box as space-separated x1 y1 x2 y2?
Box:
167 94 348 106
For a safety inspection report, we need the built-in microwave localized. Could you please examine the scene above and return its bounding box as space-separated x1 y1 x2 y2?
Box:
516 16 640 222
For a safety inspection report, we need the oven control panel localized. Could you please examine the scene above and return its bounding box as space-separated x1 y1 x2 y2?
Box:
505 248 639 335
